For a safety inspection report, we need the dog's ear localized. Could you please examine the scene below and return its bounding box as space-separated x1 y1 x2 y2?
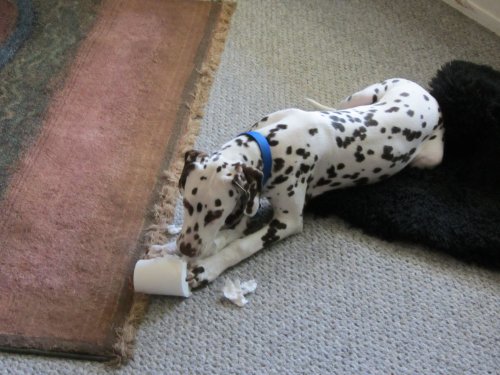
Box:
233 164 262 217
184 149 206 164
179 150 207 193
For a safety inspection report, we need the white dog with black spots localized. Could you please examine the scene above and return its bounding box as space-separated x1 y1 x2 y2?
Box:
171 78 444 288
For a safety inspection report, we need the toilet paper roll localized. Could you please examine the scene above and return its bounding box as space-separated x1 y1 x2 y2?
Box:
133 256 191 297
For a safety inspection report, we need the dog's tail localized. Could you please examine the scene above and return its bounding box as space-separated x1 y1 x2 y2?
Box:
305 97 336 111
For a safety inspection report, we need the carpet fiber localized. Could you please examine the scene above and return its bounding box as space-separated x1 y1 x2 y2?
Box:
0 0 499 373
0 0 234 361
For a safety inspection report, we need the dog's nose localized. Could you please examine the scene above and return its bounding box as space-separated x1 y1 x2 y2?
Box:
179 241 198 257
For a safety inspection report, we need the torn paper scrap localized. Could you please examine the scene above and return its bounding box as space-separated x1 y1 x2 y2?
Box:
166 224 181 235
222 279 257 307
148 240 177 258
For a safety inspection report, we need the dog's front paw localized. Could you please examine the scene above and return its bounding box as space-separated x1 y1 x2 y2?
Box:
187 260 221 289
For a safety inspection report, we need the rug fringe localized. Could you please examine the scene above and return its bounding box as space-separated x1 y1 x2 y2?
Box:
108 1 236 366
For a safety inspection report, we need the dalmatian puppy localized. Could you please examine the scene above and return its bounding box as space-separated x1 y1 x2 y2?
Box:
177 78 444 288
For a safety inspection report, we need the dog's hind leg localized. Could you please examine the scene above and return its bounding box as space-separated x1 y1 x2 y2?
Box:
337 79 407 109
410 125 445 169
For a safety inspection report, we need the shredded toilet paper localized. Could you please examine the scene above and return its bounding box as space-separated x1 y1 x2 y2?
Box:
222 279 257 307
166 224 182 235
148 240 177 258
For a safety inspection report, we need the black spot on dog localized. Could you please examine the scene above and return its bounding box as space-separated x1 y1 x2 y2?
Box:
296 148 311 159
400 92 410 97
331 121 345 132
262 219 287 247
402 128 422 141
336 136 355 149
326 165 337 178
352 127 367 141
354 146 365 162
367 149 374 155
315 177 331 187
381 146 394 161
285 166 294 175
272 175 288 185
192 188 198 195
197 203 202 213
337 163 345 170
300 164 311 174
373 167 382 173
364 113 378 126
268 139 279 147
342 172 360 180
286 146 292 155
407 110 415 117
372 94 377 103
391 127 401 134
309 128 318 135
183 199 194 216
273 158 285 172
385 107 399 113
354 177 369 186
204 209 224 226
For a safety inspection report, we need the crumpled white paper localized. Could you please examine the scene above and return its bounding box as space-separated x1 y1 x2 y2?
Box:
222 279 257 307
166 224 182 235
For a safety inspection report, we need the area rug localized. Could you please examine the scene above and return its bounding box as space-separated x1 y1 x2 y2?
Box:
307 60 500 269
0 0 234 361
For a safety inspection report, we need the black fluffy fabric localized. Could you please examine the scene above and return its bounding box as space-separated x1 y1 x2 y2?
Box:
306 61 500 269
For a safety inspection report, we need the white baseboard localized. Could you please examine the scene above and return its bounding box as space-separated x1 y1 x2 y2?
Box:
441 0 500 36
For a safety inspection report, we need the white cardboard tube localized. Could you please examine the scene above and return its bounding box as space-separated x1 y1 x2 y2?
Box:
133 256 191 297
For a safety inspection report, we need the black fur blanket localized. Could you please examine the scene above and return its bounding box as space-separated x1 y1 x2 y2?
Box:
306 61 500 269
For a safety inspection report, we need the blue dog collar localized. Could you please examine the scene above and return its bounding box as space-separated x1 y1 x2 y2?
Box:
240 131 272 186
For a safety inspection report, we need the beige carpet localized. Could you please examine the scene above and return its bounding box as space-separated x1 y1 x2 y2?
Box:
0 0 499 373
